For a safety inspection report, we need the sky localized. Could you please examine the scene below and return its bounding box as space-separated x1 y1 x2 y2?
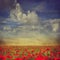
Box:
18 0 60 19
0 0 60 38
0 0 60 19
0 0 60 45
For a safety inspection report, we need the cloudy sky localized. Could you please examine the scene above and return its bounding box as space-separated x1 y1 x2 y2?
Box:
0 0 60 45
0 0 60 38
19 0 60 19
0 0 60 19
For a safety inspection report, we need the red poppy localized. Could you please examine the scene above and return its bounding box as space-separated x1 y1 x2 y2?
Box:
0 47 2 51
54 58 60 60
15 58 23 60
6 55 12 59
57 52 60 57
35 56 45 60
0 55 6 60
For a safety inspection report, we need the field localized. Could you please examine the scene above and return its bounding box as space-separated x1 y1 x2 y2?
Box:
0 46 60 60
0 37 60 60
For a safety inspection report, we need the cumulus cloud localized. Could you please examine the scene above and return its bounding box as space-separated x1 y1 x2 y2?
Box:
1 3 60 41
52 23 59 32
26 11 39 24
10 3 39 24
1 3 40 38
42 19 60 34
8 3 39 33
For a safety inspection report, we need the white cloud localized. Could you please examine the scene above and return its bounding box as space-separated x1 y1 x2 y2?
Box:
42 19 60 33
26 11 39 24
2 3 60 40
3 26 11 31
10 3 39 24
2 3 40 38
52 23 59 32
0 2 60 45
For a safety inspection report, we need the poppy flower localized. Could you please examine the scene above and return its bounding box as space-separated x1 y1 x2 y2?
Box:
0 47 2 51
35 56 45 60
15 58 23 60
54 58 60 60
6 55 12 59
0 55 6 60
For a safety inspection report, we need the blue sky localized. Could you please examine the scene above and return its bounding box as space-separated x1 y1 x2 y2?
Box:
0 0 60 19
18 0 60 19
0 0 60 43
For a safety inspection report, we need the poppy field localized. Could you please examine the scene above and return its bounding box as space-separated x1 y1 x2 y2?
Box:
0 46 60 60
